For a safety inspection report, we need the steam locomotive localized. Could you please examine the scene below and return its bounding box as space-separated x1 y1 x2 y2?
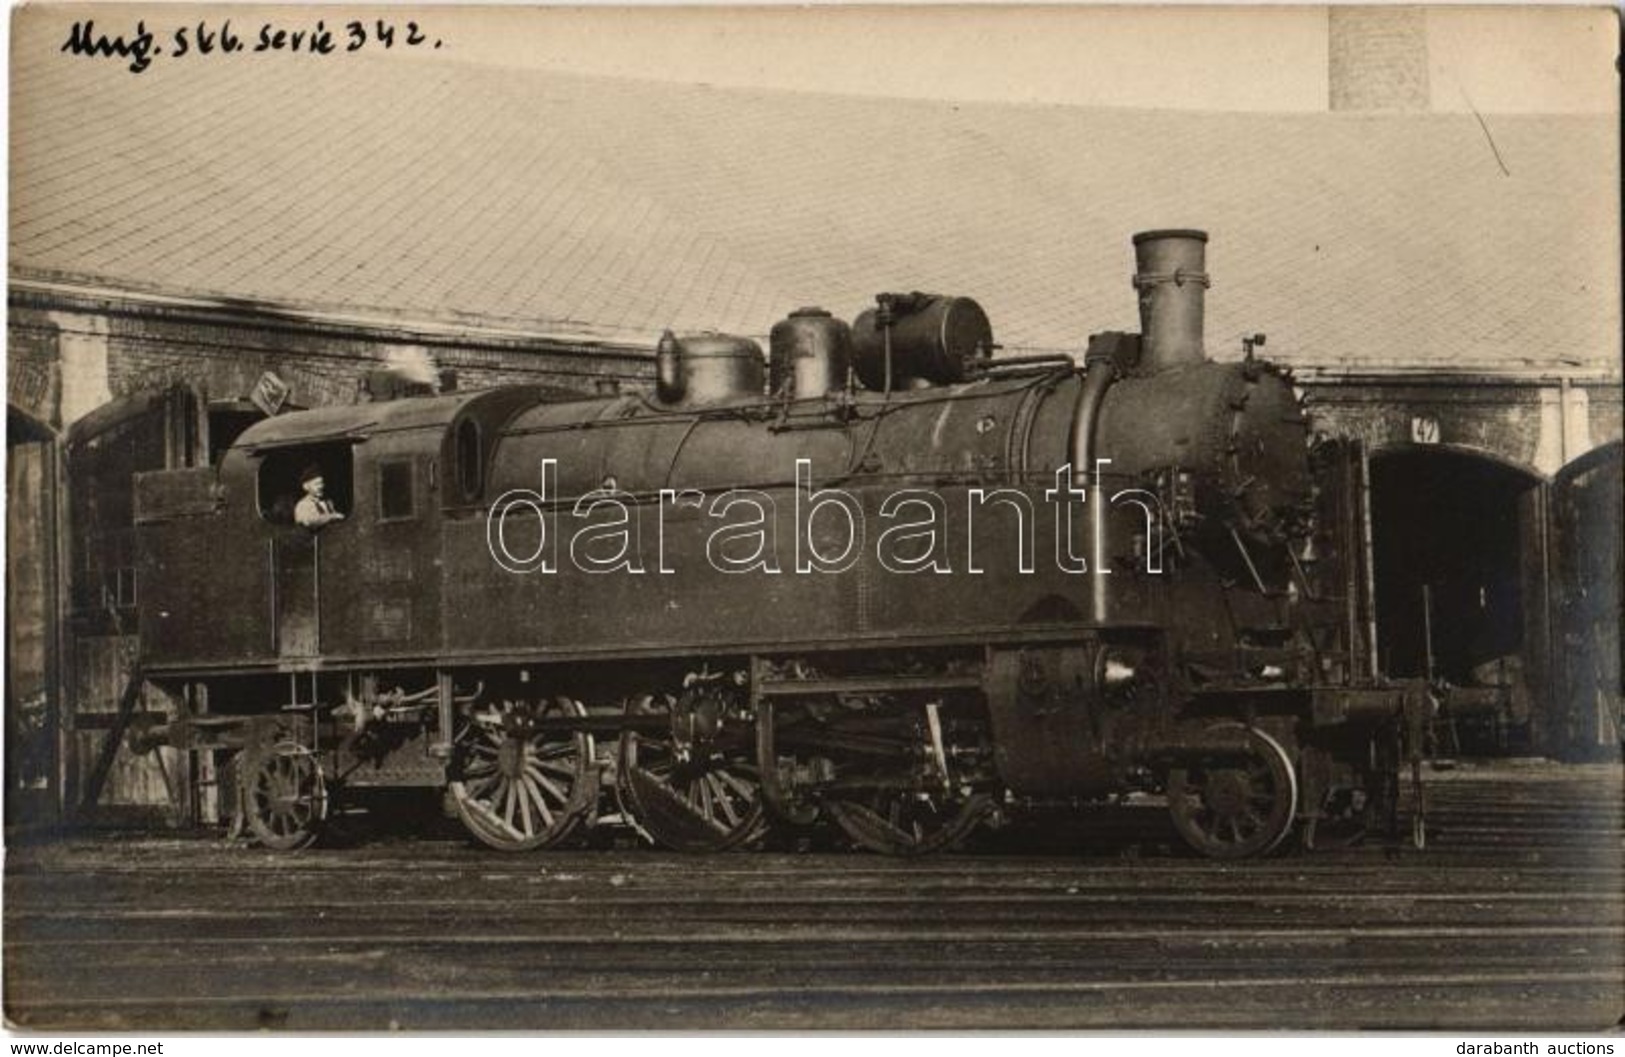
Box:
129 230 1429 858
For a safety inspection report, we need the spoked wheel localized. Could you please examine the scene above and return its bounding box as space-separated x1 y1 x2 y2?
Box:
242 741 327 851
450 698 597 852
827 790 994 857
1167 723 1299 860
618 695 767 853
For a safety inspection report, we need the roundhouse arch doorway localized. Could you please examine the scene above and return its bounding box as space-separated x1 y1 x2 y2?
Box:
1368 444 1545 751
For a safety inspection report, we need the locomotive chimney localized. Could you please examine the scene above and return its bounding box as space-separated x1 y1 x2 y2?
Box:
1132 229 1210 372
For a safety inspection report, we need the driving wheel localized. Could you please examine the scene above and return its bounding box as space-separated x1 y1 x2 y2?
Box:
618 694 766 852
450 698 596 851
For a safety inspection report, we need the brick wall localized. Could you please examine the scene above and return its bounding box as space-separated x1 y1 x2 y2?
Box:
99 318 641 410
1303 377 1622 475
16 299 653 426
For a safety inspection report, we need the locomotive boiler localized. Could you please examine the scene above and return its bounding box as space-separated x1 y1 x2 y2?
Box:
129 229 1428 858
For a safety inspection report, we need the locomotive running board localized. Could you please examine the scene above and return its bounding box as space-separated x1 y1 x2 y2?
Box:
756 673 985 697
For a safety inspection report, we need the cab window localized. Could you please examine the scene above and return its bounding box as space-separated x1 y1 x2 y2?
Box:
258 444 355 526
456 419 483 501
378 459 416 521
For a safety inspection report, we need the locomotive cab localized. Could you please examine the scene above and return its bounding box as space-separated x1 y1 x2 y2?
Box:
134 386 556 672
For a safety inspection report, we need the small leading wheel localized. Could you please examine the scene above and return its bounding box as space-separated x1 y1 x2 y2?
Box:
828 790 993 857
242 741 327 851
1167 723 1298 860
618 695 767 853
450 698 596 852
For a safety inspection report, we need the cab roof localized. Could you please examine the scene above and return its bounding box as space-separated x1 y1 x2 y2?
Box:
233 388 565 453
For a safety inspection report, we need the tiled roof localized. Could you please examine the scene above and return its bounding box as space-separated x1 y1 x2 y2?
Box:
10 11 1620 371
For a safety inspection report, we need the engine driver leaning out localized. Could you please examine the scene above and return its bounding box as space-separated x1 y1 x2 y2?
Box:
294 465 345 529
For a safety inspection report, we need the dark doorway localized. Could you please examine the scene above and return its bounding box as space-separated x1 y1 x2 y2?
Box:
1369 446 1542 690
206 401 268 467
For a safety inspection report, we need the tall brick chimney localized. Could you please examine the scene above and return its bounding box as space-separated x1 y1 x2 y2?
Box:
1328 7 1431 111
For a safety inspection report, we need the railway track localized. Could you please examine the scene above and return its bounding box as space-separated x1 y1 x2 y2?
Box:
5 760 1620 1031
